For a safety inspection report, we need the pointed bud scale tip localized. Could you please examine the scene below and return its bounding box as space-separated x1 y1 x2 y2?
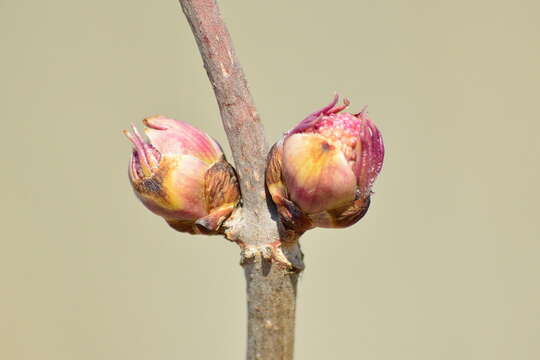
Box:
123 125 160 179
266 95 384 231
123 117 240 235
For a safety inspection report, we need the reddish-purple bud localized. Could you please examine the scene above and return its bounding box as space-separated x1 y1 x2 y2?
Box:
124 116 240 234
266 95 384 231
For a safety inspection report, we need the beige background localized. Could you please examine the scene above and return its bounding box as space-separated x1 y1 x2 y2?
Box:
2 0 539 359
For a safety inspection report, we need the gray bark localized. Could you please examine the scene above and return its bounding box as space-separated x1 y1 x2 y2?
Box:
178 1 304 359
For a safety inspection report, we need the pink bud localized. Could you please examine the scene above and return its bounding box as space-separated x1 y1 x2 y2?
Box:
124 116 240 234
266 95 384 231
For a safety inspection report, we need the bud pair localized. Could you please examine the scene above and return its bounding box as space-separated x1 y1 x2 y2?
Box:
124 116 240 234
124 95 383 236
266 95 384 232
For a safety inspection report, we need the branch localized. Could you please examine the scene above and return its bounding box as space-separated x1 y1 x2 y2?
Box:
179 0 268 214
178 1 303 359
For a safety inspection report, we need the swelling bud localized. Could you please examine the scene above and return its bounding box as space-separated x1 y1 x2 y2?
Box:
124 116 240 234
266 95 384 232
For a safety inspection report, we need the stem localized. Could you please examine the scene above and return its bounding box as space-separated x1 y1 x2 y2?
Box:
244 256 298 360
178 1 303 359
179 0 267 212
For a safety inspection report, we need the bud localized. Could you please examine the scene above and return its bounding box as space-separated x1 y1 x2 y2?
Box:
266 95 384 232
124 116 240 234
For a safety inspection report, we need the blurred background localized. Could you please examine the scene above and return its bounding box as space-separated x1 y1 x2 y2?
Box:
2 0 539 359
